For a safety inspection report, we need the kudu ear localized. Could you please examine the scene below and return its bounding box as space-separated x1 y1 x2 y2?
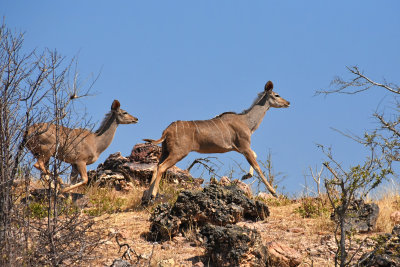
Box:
264 81 274 92
111 100 120 110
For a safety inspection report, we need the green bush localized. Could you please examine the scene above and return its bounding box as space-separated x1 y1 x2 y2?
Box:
29 202 48 219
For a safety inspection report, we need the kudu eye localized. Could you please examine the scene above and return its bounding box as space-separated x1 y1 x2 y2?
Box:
275 94 280 97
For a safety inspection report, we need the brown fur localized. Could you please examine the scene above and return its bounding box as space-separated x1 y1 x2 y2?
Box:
26 100 138 192
142 81 290 204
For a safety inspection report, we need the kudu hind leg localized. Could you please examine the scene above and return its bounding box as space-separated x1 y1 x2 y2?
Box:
142 153 185 205
147 158 177 199
142 147 169 202
241 149 277 197
70 164 79 184
62 162 88 193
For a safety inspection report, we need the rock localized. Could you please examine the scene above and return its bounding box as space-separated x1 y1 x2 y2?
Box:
232 179 252 197
289 228 303 234
158 258 175 267
308 248 319 257
357 224 400 266
129 143 161 163
390 211 400 224
148 184 269 241
110 258 132 267
193 262 204 267
267 242 302 267
331 199 379 233
22 189 88 209
87 143 203 190
257 192 275 201
201 224 268 267
122 161 156 184
218 177 252 197
219 176 231 186
392 224 400 236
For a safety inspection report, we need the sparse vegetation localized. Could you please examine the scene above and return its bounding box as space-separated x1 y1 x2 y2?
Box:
1 14 399 267
257 194 292 207
84 184 144 216
295 195 332 219
317 67 399 267
0 20 100 266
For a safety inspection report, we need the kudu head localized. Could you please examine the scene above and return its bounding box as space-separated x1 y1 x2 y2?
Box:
111 100 138 124
263 81 290 108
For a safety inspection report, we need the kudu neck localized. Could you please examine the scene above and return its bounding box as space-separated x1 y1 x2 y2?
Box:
95 113 118 154
244 103 270 133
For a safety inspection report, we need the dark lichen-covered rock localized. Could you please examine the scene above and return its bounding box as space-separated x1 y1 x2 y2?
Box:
87 143 203 190
129 143 161 163
201 224 268 267
331 199 379 233
109 258 132 267
149 184 269 241
357 225 400 266
148 203 182 241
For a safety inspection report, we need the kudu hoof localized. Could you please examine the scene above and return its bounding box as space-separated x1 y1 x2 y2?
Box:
141 194 155 207
141 193 165 206
241 173 253 180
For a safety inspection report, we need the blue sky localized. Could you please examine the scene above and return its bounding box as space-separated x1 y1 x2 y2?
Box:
2 1 400 195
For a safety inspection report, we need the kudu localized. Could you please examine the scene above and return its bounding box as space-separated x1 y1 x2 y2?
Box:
25 100 138 193
142 81 290 204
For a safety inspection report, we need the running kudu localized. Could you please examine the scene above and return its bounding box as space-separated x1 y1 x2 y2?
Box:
142 81 290 204
25 100 138 192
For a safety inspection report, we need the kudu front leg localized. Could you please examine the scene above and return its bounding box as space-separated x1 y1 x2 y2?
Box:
241 149 277 197
242 151 257 180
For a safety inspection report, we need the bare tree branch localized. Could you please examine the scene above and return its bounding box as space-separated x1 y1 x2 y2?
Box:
316 66 400 95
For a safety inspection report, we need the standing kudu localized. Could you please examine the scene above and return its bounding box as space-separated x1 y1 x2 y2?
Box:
142 81 290 204
25 100 138 193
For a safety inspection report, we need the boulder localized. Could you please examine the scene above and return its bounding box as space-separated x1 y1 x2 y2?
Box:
390 211 400 224
110 258 132 267
216 176 252 197
87 143 203 190
129 142 161 163
266 242 302 267
200 224 268 267
357 224 400 266
331 199 379 233
149 184 269 241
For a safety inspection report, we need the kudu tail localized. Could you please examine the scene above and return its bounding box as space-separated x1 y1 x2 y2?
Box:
143 135 165 145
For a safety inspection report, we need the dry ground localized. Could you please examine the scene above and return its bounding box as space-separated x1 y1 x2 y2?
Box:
83 187 398 267
24 180 399 266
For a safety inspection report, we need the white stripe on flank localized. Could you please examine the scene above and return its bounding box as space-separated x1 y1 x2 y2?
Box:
190 121 195 144
218 118 230 134
193 121 200 133
211 120 225 144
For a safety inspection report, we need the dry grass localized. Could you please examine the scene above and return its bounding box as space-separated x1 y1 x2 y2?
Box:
373 182 400 233
21 178 400 266
84 184 145 216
